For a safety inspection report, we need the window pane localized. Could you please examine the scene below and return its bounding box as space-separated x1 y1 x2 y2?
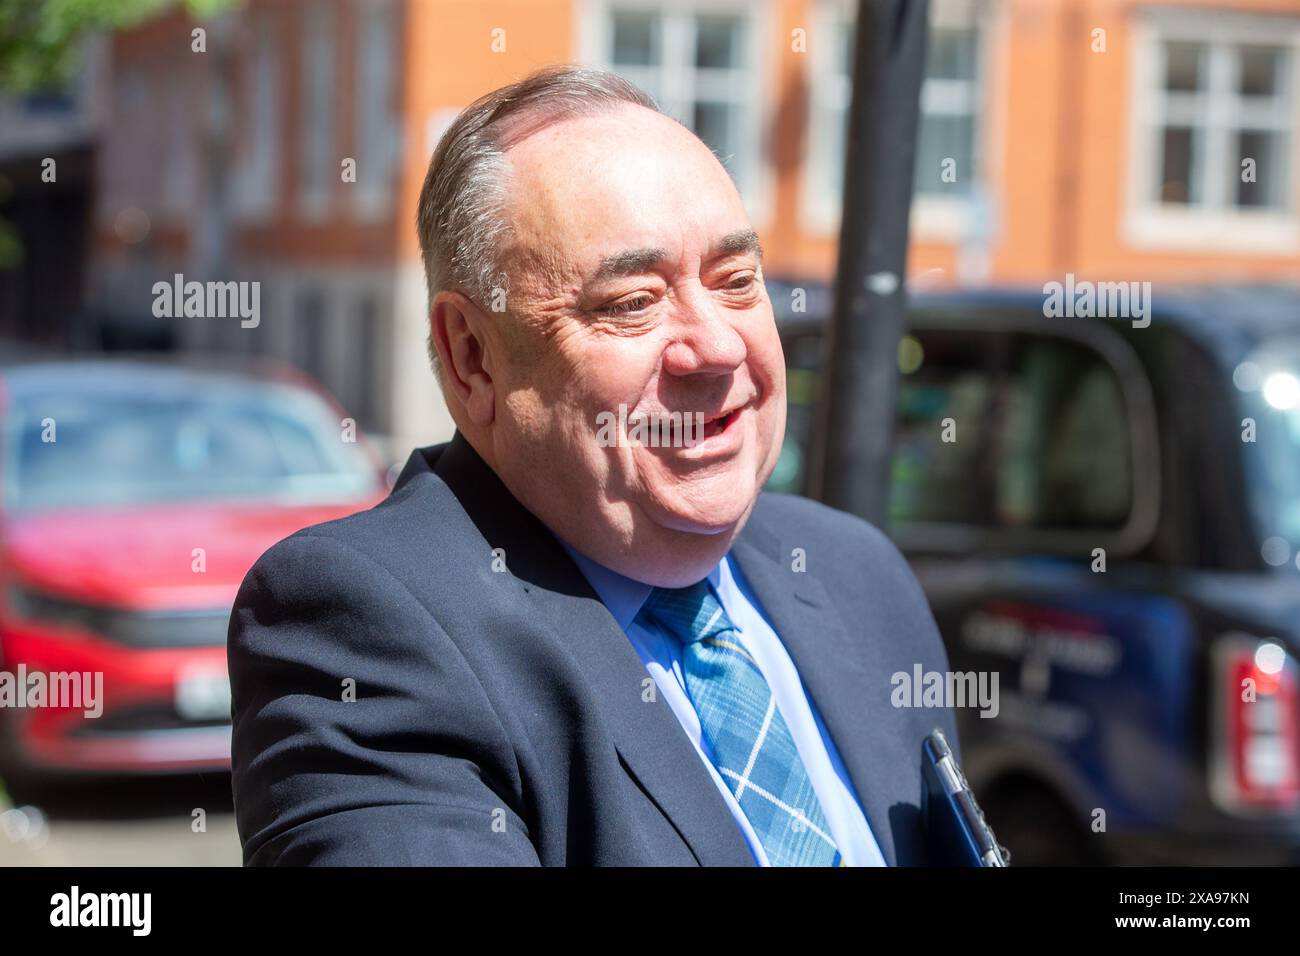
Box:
1235 129 1287 209
356 2 395 207
915 113 974 196
823 102 847 200
928 27 977 82
1164 41 1204 92
693 100 736 161
889 331 1000 526
300 2 335 205
297 289 328 384
628 73 663 106
1158 125 1200 205
889 332 1133 531
696 15 743 69
1009 339 1132 529
242 13 278 211
612 10 658 66
768 332 824 495
830 19 981 208
1239 45 1283 97
1240 342 1300 545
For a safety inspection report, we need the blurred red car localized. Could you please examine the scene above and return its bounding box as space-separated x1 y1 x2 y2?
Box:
0 357 388 790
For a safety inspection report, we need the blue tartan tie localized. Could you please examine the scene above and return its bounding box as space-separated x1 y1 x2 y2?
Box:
637 581 843 866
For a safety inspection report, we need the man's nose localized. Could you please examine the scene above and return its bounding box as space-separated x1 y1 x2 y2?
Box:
660 287 749 376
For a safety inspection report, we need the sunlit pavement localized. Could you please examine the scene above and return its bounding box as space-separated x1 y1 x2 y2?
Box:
0 773 242 866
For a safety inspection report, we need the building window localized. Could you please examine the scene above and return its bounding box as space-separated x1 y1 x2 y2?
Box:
916 24 979 199
351 292 391 432
1127 12 1299 251
1148 38 1293 212
299 0 336 217
589 2 763 210
353 0 396 218
805 0 984 233
238 10 279 218
162 69 198 220
296 287 328 384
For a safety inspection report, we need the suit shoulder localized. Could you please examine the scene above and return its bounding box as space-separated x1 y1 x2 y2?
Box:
246 464 469 580
228 510 459 688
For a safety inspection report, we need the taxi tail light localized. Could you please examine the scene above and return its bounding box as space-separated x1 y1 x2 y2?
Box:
1214 637 1300 813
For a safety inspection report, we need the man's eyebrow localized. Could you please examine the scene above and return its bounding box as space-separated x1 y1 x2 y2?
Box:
590 247 668 283
710 229 763 262
586 230 762 286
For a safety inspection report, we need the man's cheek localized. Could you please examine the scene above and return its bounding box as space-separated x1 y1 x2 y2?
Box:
563 395 624 458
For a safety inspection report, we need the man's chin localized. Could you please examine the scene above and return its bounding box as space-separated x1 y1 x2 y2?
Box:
655 513 741 536
642 489 757 538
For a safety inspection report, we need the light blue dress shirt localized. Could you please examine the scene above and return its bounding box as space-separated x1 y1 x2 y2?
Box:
559 543 886 867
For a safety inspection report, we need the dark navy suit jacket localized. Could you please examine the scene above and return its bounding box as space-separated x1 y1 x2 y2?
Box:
228 432 959 865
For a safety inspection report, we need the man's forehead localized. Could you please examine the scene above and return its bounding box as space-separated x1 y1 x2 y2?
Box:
500 108 753 282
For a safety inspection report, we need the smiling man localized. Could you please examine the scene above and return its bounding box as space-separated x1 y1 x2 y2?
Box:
228 66 957 866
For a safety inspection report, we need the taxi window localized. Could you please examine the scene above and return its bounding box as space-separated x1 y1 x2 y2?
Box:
773 326 1136 537
890 331 1133 531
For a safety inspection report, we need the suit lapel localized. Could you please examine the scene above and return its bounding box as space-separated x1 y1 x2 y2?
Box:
731 516 913 867
523 581 756 866
427 435 754 867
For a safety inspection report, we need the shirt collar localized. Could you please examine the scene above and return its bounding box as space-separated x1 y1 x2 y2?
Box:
558 539 724 632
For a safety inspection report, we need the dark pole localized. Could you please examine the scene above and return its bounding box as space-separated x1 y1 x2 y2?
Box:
809 0 928 526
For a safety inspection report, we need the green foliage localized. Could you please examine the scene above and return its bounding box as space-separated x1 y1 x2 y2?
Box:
0 0 237 93
0 219 21 270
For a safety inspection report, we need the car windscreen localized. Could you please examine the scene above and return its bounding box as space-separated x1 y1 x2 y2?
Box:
1238 340 1300 553
5 378 380 512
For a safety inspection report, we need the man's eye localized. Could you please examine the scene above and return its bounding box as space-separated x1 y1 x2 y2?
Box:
599 295 655 316
725 273 757 291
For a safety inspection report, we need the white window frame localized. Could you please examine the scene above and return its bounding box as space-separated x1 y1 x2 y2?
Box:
801 0 989 241
576 0 774 229
1124 9 1300 254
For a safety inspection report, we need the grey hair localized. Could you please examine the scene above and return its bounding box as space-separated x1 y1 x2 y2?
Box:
417 65 661 376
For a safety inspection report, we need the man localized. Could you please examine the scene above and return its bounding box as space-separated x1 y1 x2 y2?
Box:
229 65 958 866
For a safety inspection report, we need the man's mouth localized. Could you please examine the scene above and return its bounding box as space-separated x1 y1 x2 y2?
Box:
700 406 742 440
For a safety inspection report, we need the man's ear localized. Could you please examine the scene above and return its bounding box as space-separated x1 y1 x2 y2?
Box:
430 290 496 428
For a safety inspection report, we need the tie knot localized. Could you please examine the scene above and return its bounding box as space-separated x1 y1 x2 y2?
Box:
637 581 737 644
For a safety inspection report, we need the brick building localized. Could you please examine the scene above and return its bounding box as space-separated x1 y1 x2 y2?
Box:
89 0 1300 453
